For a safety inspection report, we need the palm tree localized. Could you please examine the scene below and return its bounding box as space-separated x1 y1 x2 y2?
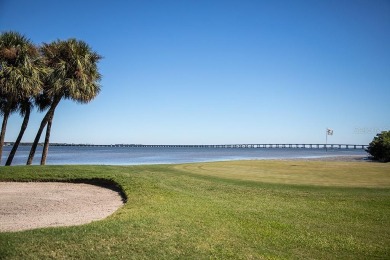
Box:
27 39 102 165
0 31 44 165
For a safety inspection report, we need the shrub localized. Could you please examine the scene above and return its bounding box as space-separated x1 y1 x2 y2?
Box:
366 130 390 162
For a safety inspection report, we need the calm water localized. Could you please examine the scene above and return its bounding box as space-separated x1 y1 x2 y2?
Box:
1 145 368 166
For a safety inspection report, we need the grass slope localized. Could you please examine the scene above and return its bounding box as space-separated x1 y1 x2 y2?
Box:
0 161 389 259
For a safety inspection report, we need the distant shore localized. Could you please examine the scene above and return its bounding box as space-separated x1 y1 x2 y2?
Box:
285 155 370 162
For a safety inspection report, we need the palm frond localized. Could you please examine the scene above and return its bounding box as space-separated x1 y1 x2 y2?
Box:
0 31 46 116
40 38 102 104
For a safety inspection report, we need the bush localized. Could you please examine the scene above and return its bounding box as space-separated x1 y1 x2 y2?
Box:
366 130 390 162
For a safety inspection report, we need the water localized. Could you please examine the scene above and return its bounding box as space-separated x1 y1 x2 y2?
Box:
1 145 368 166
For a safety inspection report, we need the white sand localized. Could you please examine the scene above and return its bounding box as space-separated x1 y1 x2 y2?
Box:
0 182 124 232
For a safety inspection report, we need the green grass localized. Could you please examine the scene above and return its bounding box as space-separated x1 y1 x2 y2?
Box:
0 160 389 259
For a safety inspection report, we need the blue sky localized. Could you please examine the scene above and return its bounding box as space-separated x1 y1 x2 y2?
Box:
1 0 389 145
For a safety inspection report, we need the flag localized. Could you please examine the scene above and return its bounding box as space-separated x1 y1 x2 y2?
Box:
327 128 333 135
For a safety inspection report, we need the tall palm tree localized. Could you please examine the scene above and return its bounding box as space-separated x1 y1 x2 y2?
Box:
27 39 102 165
0 31 44 165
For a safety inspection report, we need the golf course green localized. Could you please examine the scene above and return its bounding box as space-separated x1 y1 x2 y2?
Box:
1 160 389 259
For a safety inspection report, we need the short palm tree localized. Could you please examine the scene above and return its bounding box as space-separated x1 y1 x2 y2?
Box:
0 31 44 165
27 39 102 165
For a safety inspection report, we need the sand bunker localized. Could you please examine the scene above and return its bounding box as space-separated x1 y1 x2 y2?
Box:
0 182 124 232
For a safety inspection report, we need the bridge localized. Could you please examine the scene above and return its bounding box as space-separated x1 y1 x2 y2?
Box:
47 143 368 149
120 144 368 149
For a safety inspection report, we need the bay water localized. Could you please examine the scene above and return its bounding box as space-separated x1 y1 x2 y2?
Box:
1 145 368 166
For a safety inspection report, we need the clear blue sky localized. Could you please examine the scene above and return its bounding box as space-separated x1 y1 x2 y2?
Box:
1 0 389 145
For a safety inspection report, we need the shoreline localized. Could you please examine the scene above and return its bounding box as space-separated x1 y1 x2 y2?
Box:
1 146 369 165
280 155 370 162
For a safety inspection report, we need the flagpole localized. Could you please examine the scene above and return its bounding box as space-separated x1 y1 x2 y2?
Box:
325 128 328 152
325 128 334 151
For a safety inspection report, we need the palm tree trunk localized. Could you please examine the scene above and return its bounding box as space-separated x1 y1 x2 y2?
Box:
40 111 54 165
26 110 50 165
0 109 11 165
5 107 31 166
27 97 61 165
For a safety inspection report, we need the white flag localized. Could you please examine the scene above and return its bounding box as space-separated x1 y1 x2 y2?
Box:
327 129 333 135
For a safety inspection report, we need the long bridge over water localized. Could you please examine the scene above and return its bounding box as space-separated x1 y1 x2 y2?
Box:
48 143 368 149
